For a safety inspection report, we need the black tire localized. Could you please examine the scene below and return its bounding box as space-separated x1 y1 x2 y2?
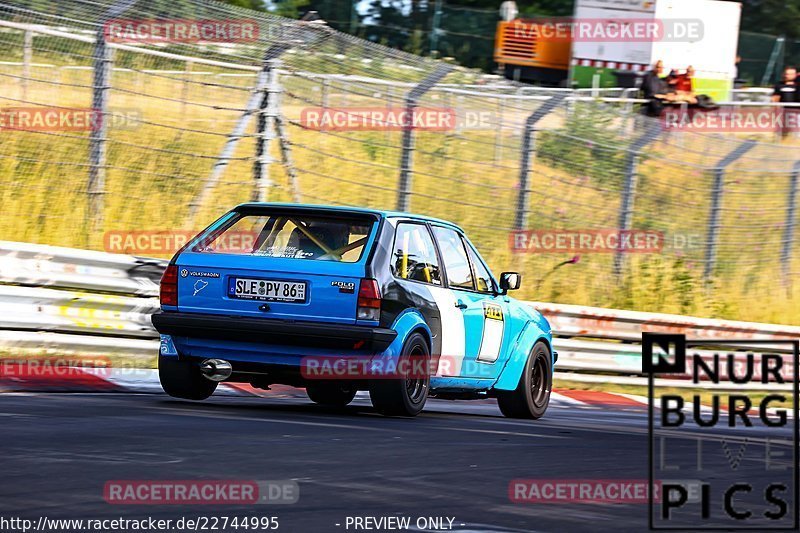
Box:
369 332 430 417
497 341 552 419
158 355 217 400
306 381 357 406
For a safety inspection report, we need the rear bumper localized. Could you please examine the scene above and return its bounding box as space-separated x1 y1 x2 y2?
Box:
152 311 397 352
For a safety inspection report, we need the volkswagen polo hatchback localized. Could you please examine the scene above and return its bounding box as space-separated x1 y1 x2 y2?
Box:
153 203 555 418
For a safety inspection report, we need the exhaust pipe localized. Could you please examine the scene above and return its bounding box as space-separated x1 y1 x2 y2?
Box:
199 359 233 382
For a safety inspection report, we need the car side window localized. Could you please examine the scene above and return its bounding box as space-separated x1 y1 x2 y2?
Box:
466 244 495 293
432 226 474 291
392 223 441 285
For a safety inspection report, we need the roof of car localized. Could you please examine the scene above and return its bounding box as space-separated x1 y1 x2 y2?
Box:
234 202 464 231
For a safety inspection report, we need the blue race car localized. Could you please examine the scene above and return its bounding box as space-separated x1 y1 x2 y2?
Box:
152 204 555 418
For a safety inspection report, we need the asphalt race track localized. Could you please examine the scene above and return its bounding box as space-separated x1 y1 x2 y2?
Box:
0 391 794 533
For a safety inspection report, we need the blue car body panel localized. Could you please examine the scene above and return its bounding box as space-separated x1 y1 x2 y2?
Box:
153 202 554 396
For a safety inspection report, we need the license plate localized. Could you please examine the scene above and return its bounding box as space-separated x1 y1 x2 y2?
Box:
228 277 307 303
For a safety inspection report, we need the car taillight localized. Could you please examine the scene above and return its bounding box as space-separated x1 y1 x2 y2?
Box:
357 278 381 321
160 264 178 307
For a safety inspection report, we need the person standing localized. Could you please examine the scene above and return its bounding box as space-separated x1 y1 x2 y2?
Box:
773 66 798 103
772 66 798 138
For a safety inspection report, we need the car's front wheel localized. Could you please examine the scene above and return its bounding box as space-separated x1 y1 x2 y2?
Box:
369 332 430 417
159 355 217 400
305 381 357 406
497 341 552 419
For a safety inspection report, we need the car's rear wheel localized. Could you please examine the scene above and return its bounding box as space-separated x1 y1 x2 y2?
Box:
369 332 430 417
158 355 217 400
497 341 552 419
305 381 357 406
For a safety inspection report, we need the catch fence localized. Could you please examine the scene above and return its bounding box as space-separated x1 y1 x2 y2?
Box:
0 0 799 324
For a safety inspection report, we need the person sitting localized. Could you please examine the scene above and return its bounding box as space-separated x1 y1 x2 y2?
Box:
675 67 695 95
676 66 718 109
664 67 697 104
641 60 675 116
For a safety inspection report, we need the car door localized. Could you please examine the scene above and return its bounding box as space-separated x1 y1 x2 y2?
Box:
430 225 510 380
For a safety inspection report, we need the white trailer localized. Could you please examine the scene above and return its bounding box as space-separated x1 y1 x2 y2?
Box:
570 0 741 100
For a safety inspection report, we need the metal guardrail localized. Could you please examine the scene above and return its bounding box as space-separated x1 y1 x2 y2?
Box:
0 241 163 355
0 240 165 296
1 242 797 389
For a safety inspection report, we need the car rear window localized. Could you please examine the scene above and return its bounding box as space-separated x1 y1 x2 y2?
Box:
192 213 374 263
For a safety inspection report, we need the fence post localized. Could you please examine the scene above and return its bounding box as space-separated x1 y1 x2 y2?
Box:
514 94 567 230
321 77 330 108
613 122 662 277
494 96 504 165
21 29 32 101
704 140 756 281
275 115 301 202
87 27 114 245
87 0 138 245
320 77 330 134
253 59 281 202
396 64 453 212
781 160 800 288
180 60 192 120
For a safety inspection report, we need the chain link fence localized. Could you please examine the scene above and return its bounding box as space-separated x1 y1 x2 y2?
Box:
0 0 799 325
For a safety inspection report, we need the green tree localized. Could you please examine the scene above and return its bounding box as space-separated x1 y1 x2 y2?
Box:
740 0 800 39
218 0 267 11
218 0 312 18
447 0 573 16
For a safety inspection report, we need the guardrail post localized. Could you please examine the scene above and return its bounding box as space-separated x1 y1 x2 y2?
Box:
253 59 281 202
612 122 662 277
514 94 567 230
21 29 32 101
704 140 756 281
396 64 453 212
781 161 800 289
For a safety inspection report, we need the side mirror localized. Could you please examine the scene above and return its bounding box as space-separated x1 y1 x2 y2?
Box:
499 272 521 293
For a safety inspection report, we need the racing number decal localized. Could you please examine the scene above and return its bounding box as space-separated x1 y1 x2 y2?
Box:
484 304 503 321
477 302 504 363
